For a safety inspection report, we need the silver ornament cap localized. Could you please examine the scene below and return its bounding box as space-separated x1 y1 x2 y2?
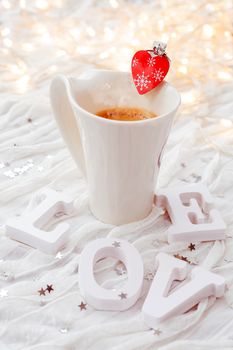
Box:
153 41 167 56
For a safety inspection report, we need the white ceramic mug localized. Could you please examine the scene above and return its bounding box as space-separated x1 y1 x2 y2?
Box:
50 70 181 225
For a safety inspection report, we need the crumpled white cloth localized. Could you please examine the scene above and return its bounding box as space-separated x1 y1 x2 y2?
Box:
0 71 233 350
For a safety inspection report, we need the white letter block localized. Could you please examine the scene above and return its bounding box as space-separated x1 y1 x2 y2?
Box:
155 184 226 243
142 253 225 328
6 189 74 255
79 238 144 311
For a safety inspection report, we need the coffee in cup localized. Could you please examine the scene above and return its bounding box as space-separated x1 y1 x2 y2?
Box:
96 107 157 122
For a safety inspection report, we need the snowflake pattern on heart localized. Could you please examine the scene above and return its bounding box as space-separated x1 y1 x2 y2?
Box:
131 50 170 95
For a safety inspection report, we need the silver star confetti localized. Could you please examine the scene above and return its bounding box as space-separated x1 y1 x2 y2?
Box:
3 170 16 178
153 328 162 336
180 178 190 183
78 301 87 310
32 275 40 281
0 271 13 281
112 241 121 248
114 261 127 275
118 292 127 299
3 160 34 178
60 328 68 333
0 289 8 298
144 271 155 281
191 173 202 182
55 252 63 259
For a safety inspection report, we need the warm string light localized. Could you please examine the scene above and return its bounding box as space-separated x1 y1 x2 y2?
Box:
181 91 198 104
0 0 232 96
220 118 233 128
2 0 11 9
36 0 47 9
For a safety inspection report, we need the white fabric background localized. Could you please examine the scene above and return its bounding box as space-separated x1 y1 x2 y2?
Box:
0 1 233 348
0 77 233 350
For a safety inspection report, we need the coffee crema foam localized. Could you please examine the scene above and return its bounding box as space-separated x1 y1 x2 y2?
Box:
96 107 157 122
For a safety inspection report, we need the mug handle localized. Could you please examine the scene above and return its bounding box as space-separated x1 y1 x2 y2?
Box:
50 75 86 177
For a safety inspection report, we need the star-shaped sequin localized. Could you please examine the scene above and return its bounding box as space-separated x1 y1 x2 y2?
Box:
174 254 191 264
38 287 46 296
78 301 87 311
55 252 63 259
118 292 127 299
191 173 202 182
0 289 8 298
144 271 155 281
114 261 127 275
153 328 162 336
112 241 121 248
60 328 68 333
46 284 54 293
188 243 196 251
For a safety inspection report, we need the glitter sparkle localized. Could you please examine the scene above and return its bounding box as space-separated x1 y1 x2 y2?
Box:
112 241 121 248
78 301 87 310
0 289 8 298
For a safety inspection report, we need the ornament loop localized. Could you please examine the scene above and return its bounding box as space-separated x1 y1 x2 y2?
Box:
153 41 167 56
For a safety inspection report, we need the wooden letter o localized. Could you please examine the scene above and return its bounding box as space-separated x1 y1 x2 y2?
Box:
79 238 144 311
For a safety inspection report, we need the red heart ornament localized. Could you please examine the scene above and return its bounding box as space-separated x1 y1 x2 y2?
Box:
131 50 170 95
